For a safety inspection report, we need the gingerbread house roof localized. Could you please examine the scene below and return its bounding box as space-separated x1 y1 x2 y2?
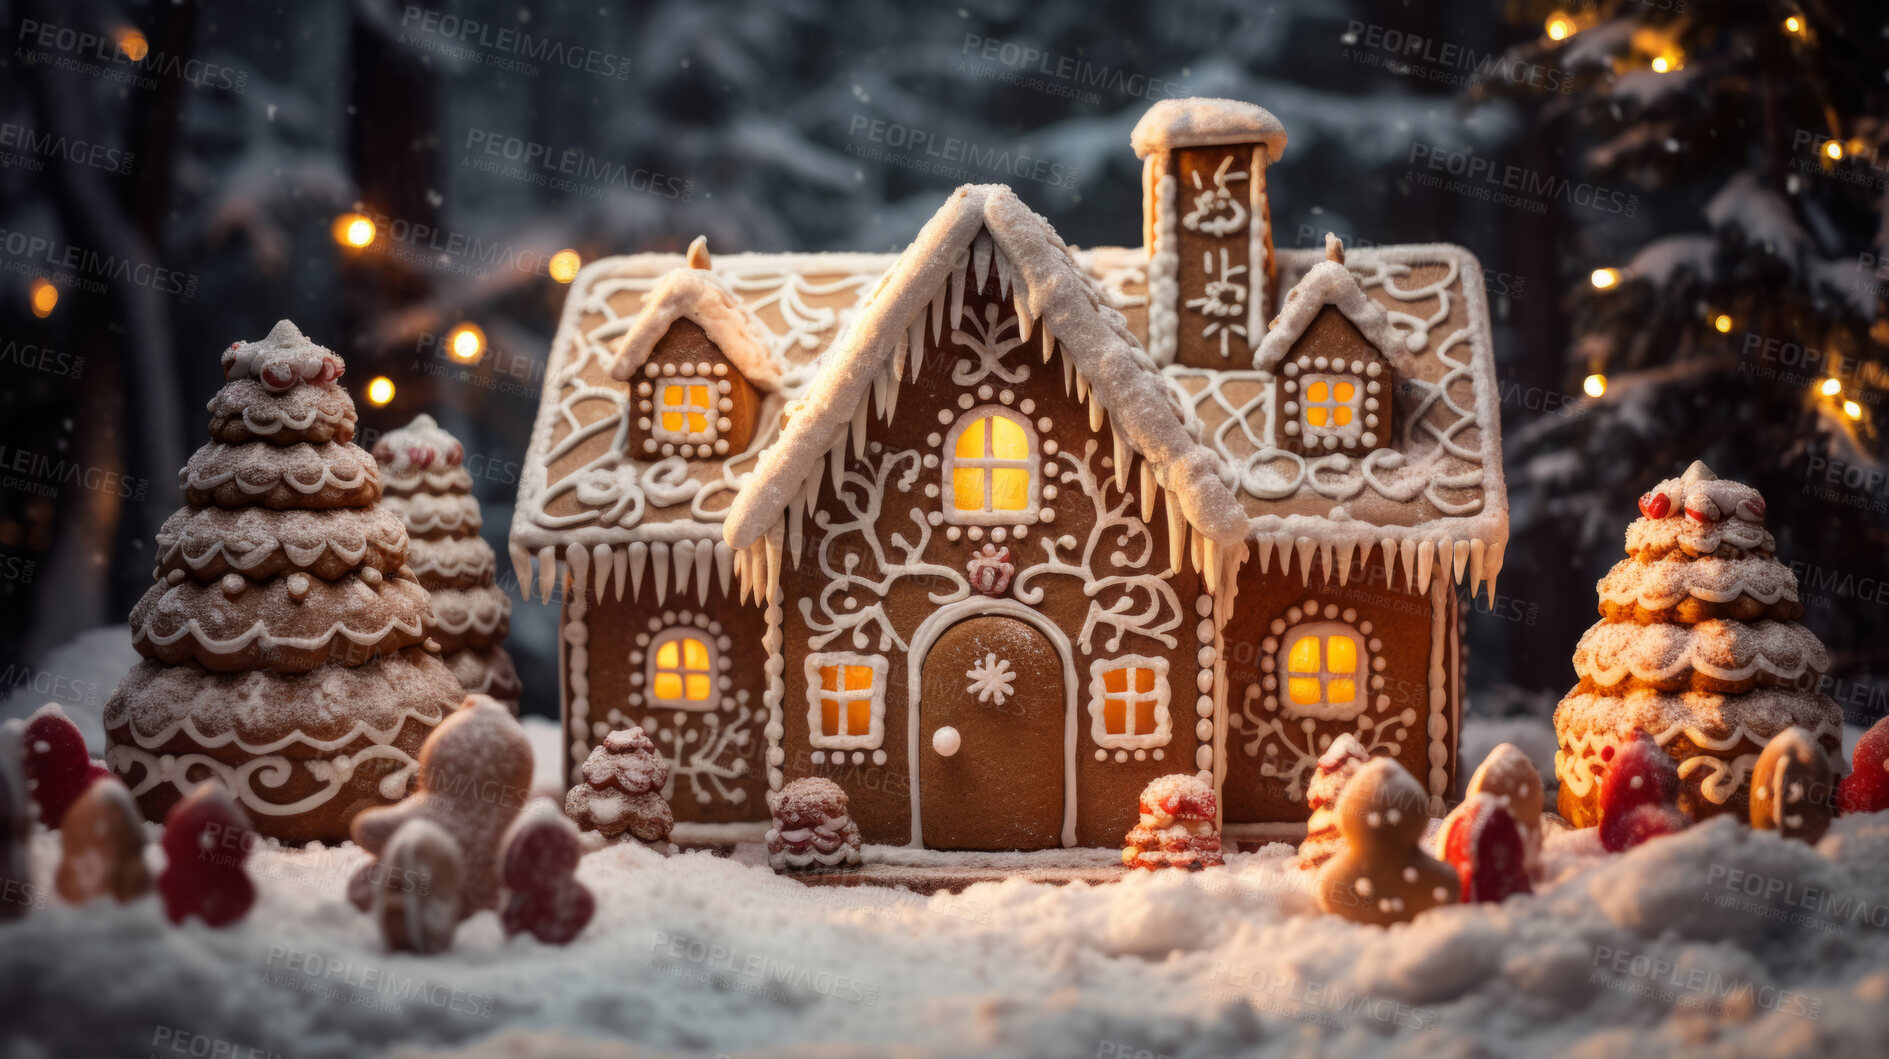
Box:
508 239 1151 605
1165 242 1509 602
608 265 784 392
1252 253 1409 373
721 184 1250 563
1130 98 1288 161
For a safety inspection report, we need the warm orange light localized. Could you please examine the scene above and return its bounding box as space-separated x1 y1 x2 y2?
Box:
1546 13 1574 41
1819 377 1843 397
1650 54 1678 73
29 280 57 318
1843 400 1863 420
117 30 148 62
1590 268 1621 290
448 324 486 364
366 376 396 406
1783 15 1805 36
548 249 582 284
1583 374 1608 398
333 213 376 249
1712 314 1733 334
1823 140 1845 162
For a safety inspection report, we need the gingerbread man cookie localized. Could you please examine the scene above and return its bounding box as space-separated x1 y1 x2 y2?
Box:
1749 727 1835 844
1315 758 1458 925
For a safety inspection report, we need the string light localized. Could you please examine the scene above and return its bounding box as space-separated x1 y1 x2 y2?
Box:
1843 400 1863 420
1650 56 1671 73
1583 374 1608 398
548 249 582 284
1545 12 1575 41
117 29 148 62
1819 378 1843 397
448 324 486 363
1823 140 1845 162
366 376 396 406
1783 15 1805 37
29 280 57 318
1590 268 1621 290
332 213 376 249
1712 314 1733 333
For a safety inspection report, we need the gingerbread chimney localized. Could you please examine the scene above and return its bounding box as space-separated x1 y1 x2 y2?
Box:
1131 98 1287 369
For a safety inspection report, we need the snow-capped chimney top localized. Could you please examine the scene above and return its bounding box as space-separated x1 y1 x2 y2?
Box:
1134 98 1287 369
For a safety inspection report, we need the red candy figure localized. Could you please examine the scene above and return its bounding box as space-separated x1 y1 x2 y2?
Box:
1598 731 1687 852
21 704 110 828
499 799 594 945
1838 716 1889 815
1439 794 1532 903
158 783 256 927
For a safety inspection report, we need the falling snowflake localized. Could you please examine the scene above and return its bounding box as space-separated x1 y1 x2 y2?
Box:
964 652 1016 705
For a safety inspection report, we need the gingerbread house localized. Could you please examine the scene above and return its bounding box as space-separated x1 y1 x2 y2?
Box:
512 97 1507 848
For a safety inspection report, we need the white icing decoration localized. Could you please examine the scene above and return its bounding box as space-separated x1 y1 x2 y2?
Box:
1087 655 1173 752
803 650 888 752
963 652 1016 706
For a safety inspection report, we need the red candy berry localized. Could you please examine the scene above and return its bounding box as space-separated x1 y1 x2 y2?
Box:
259 364 297 391
1838 716 1889 815
1440 795 1532 903
499 801 594 945
158 783 256 927
21 705 109 828
1738 497 1765 521
1598 731 1687 852
1638 492 1671 519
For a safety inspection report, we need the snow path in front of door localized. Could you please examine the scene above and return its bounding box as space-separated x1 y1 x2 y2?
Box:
6 712 1888 1058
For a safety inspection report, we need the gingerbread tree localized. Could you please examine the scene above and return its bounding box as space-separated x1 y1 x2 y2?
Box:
372 415 519 711
1554 462 1842 827
104 321 463 843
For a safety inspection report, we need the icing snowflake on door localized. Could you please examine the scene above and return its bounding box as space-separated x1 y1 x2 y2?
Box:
1180 155 1248 238
964 652 1016 706
1185 247 1249 358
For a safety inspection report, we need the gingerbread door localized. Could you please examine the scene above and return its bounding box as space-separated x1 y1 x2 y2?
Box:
917 616 1065 850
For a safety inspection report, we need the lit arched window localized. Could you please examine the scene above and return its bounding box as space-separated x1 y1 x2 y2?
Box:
1279 621 1369 722
943 407 1037 524
648 628 717 711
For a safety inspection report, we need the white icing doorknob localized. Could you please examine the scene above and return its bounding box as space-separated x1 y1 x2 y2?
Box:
932 726 961 757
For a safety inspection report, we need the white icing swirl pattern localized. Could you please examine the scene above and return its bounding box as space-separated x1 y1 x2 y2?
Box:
130 572 432 672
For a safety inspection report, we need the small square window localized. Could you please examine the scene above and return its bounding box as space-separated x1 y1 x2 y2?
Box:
1087 656 1172 752
805 652 888 751
1300 373 1366 445
655 382 716 443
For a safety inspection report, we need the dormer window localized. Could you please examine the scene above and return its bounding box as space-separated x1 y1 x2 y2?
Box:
1279 355 1388 454
1300 374 1364 445
656 380 717 444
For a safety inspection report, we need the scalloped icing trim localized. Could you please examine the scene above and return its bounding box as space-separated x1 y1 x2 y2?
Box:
383 465 474 497
428 585 510 637
1625 515 1772 559
408 536 497 583
1573 619 1828 686
183 441 379 499
1596 554 1798 609
157 505 408 578
384 492 482 536
132 576 430 657
208 380 356 438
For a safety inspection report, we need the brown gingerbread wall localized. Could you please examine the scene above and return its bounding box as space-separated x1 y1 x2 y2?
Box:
561 567 771 824
774 258 1206 849
1169 144 1271 370
1220 549 1451 823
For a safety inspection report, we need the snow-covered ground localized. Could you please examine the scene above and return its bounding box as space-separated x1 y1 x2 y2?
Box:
3 632 1887 1057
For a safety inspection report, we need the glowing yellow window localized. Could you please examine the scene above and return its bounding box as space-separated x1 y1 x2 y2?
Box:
805 653 887 750
1301 374 1364 438
656 383 714 440
946 410 1036 522
1282 624 1366 711
649 631 716 710
1088 656 1172 751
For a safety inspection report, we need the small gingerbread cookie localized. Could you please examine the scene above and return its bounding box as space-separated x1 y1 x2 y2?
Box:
373 819 463 954
56 779 149 905
566 727 673 844
766 777 861 871
1315 758 1457 925
349 696 533 917
1438 743 1542 879
1749 727 1835 843
1297 733 1369 871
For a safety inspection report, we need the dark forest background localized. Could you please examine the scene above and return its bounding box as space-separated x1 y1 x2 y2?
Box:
0 0 1883 728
